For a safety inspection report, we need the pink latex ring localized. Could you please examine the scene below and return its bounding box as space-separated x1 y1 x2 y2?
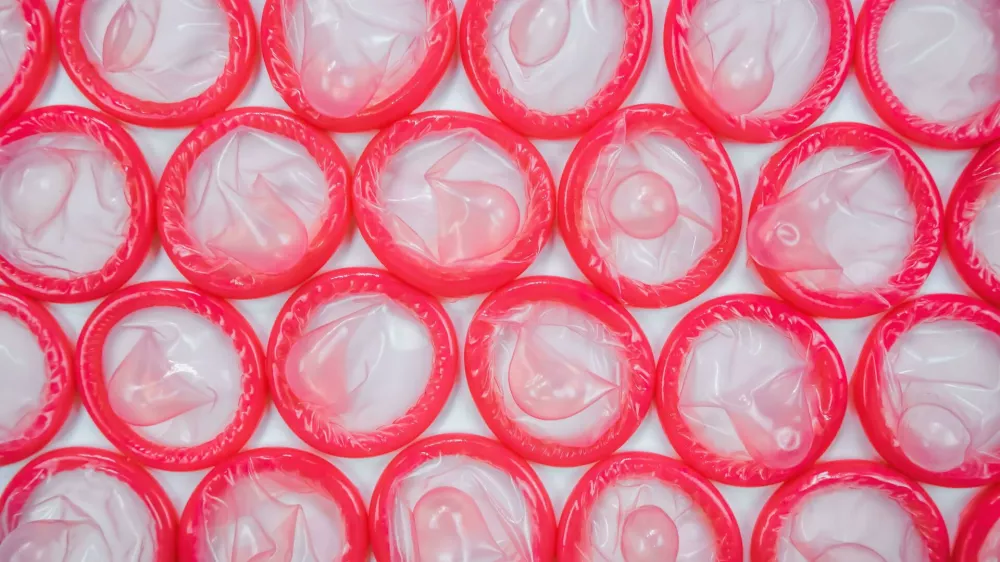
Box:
946 140 1000 307
747 122 942 319
179 447 368 562
856 0 1000 149
560 104 742 308
370 433 556 562
0 0 52 127
0 105 155 303
268 267 458 458
353 111 555 298
0 288 74 465
261 0 457 132
751 460 949 562
460 0 652 139
665 0 853 143
77 282 267 471
558 452 742 562
854 294 1000 487
657 294 847 487
56 0 256 128
158 107 351 299
465 276 655 467
0 447 176 562
955 484 1000 561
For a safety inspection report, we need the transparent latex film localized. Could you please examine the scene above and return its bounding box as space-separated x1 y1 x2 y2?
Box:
973 182 1000 274
583 478 718 562
0 1 26 96
485 0 627 115
283 0 432 118
378 130 528 268
776 485 930 562
979 518 1000 561
284 293 434 433
183 127 329 276
80 0 230 103
880 320 1000 475
388 454 536 562
0 468 156 562
877 0 1000 124
0 314 46 441
101 307 243 448
581 119 723 286
748 147 917 294
0 133 129 279
678 319 820 470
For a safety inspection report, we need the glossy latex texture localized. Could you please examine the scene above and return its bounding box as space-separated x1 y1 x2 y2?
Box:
0 468 156 562
0 133 129 280
980 518 1000 561
102 306 242 448
973 183 1000 277
0 1 26 96
0 313 46 441
79 0 230 103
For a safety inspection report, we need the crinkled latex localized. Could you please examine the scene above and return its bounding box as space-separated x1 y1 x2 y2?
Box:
80 0 230 103
973 183 1000 274
0 1 26 95
0 133 129 280
0 313 46 441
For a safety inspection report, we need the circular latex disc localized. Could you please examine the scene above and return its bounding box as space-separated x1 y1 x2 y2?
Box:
0 105 155 303
747 122 942 319
460 0 653 139
946 140 1000 307
856 0 1000 149
353 111 556 298
665 0 853 143
854 294 1000 487
0 447 176 562
268 267 459 457
158 108 351 299
179 447 368 562
56 0 256 127
465 276 655 467
370 433 556 562
261 0 457 132
560 104 742 308
558 452 742 562
657 294 848 487
955 484 1000 561
750 460 949 562
77 282 267 471
0 0 52 127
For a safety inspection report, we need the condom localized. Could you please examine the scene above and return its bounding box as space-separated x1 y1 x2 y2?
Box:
0 0 52 127
947 140 1000 307
955 484 1000 561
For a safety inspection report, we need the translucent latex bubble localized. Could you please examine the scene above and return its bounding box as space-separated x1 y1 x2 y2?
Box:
0 0 52 128
947 141 1000 307
0 1 26 96
954 484 1000 561
0 313 47 440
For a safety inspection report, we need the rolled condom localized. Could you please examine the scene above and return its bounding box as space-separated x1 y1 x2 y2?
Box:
947 139 1000 307
0 0 53 127
955 483 1000 561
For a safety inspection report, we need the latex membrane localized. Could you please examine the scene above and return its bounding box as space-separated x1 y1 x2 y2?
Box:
284 293 434 433
101 307 242 448
688 0 831 116
980 519 1000 560
747 147 916 295
0 313 46 441
283 0 431 117
0 468 157 562
80 0 230 103
485 0 627 114
0 133 129 279
880 320 1000 474
378 130 528 268
973 182 1000 273
877 0 1000 124
0 1 26 96
582 118 722 286
388 454 536 561
183 127 329 276
679 319 820 470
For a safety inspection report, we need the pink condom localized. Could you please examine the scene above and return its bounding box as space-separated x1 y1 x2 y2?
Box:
77 282 266 472
261 0 457 132
857 0 1000 149
465 276 655 467
665 0 852 143
947 140 1000 307
158 108 351 299
955 484 1000 561
353 111 555 298
854 294 1000 487
657 294 847 487
179 448 368 562
558 452 742 562
0 106 155 303
0 0 52 127
560 104 742 308
56 0 256 127
751 461 949 562
0 447 176 562
747 122 942 319
460 0 652 139
268 268 458 457
370 433 556 562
